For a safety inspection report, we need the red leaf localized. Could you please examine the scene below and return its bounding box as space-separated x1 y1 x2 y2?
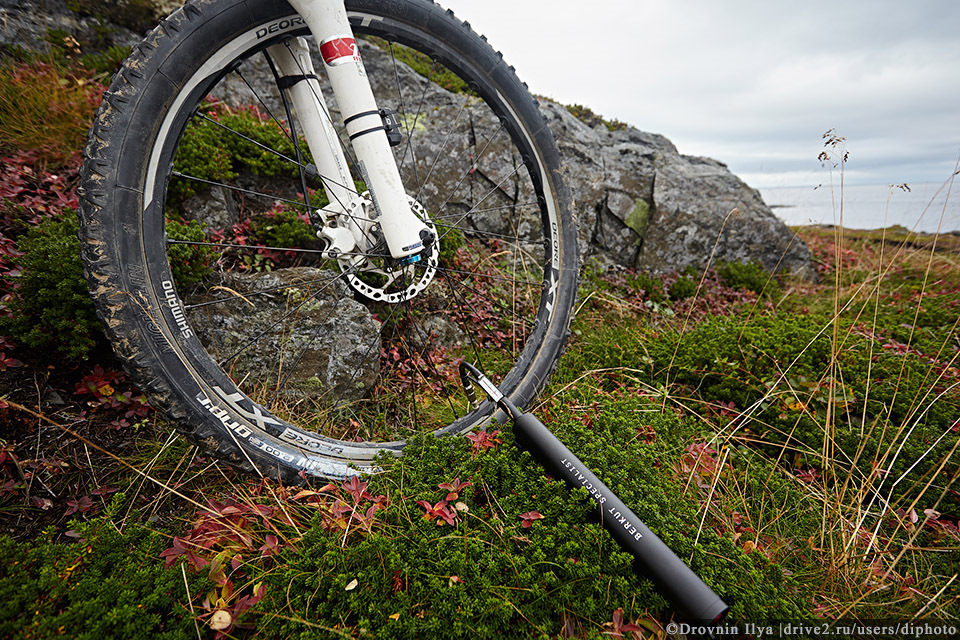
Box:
604 608 645 638
30 496 53 510
519 511 544 528
258 534 279 557
465 429 501 453
418 500 456 526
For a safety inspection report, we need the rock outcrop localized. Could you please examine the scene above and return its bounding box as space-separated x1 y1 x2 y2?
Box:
542 103 812 276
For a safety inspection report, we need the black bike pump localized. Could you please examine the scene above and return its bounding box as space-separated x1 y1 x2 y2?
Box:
459 362 729 624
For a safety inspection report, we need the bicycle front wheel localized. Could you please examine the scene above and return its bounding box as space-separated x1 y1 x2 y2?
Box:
79 0 578 480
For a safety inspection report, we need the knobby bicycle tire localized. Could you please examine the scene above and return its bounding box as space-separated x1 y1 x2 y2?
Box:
78 0 578 481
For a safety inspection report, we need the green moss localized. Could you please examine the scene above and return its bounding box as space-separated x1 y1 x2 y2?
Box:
624 198 650 238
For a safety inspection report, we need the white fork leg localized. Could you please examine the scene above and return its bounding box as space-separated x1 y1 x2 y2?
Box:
266 37 354 216
285 0 431 261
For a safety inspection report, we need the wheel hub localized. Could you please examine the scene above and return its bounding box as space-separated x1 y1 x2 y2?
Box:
318 193 438 303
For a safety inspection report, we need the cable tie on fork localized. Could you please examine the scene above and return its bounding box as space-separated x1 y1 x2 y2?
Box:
277 73 320 90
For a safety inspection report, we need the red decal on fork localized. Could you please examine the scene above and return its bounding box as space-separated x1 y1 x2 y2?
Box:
320 36 359 66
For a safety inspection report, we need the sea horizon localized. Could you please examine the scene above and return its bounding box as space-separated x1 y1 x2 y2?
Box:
758 181 960 234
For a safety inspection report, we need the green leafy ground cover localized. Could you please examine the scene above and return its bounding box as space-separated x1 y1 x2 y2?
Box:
1 40 959 639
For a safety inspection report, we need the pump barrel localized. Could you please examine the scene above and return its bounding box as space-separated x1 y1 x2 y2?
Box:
512 411 729 623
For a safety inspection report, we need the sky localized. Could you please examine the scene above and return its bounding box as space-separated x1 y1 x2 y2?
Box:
438 0 960 189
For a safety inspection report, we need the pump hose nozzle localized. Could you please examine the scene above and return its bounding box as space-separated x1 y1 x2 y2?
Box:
457 361 729 624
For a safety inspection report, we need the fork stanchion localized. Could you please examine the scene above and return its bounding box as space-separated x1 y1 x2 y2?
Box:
459 362 729 624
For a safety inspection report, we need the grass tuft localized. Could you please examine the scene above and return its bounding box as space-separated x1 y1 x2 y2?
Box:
0 60 105 168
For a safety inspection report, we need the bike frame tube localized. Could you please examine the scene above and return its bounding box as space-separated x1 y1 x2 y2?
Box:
285 0 431 259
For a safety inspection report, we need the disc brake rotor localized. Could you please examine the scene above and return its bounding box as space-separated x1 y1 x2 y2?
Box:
335 193 438 303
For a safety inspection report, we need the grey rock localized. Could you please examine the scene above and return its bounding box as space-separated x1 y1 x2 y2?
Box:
542 102 813 276
185 267 381 403
362 42 813 277
0 0 140 53
181 185 241 234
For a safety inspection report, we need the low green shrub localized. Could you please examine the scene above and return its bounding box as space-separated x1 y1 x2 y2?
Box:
627 271 668 303
240 404 803 639
0 212 102 359
567 306 959 509
252 207 316 249
716 260 780 299
170 105 307 201
80 44 131 75
668 275 697 300
2 212 219 360
0 501 206 640
434 220 465 265
364 36 469 94
564 103 628 132
165 217 215 287
641 313 959 508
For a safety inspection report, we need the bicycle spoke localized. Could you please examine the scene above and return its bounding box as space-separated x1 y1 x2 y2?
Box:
413 91 473 205
396 50 438 188
171 171 312 208
169 238 323 254
166 238 390 261
212 67 364 207
263 49 315 216
440 269 494 379
434 202 540 217
397 275 462 425
439 270 538 335
168 172 379 239
430 118 510 218
433 164 525 245
432 263 540 289
265 286 352 409
232 66 298 147
194 112 305 168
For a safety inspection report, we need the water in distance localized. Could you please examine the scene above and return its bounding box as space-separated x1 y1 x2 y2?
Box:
760 182 959 234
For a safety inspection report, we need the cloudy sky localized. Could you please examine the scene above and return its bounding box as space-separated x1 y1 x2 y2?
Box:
439 0 960 189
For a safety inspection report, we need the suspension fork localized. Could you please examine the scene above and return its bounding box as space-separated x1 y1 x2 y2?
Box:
277 0 432 261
